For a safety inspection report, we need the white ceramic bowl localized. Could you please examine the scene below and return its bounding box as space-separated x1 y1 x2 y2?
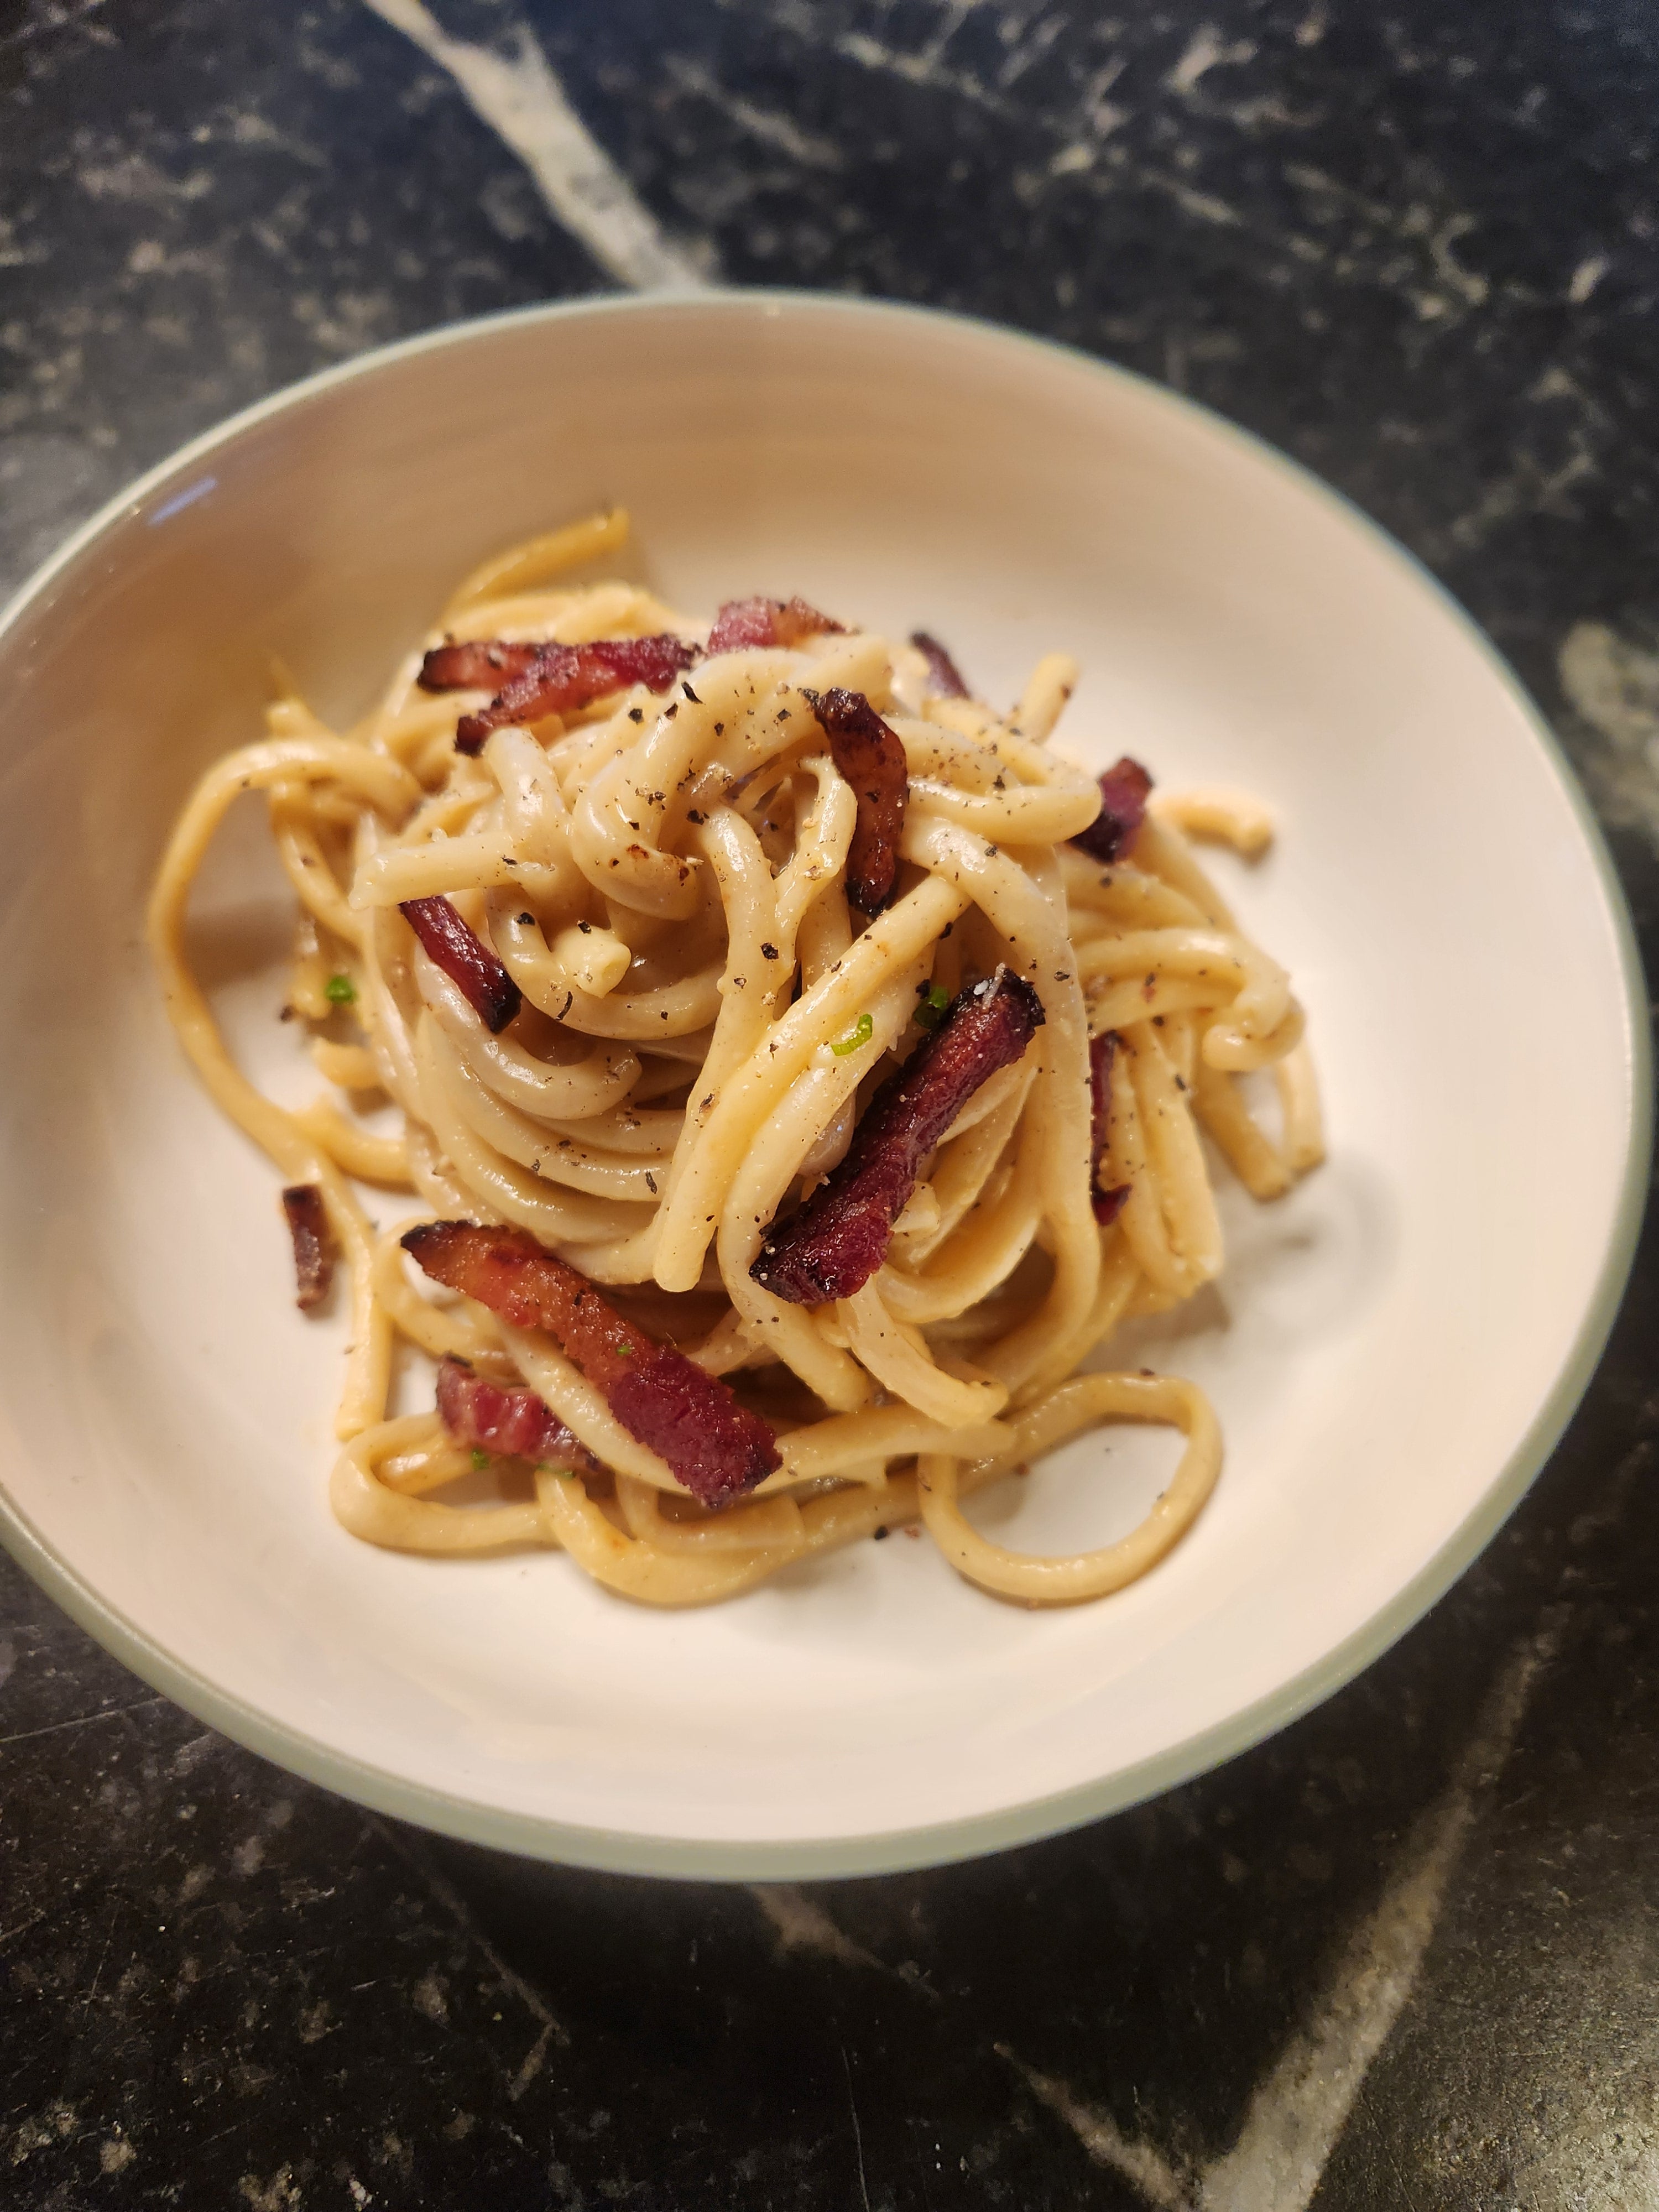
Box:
0 295 1645 1876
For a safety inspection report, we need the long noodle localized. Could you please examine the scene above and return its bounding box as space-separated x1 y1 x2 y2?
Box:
149 513 1323 1608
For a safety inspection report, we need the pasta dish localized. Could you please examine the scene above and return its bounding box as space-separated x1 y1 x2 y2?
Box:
148 509 1322 1607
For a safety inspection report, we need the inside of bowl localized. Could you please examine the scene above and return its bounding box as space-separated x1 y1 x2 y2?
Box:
0 297 1639 1873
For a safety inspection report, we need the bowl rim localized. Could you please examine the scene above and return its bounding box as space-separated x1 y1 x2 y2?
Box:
0 287 1648 1879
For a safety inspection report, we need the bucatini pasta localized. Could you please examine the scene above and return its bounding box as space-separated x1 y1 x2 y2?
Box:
148 510 1322 1608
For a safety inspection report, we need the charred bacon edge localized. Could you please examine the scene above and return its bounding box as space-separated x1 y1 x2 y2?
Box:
750 965 1046 1308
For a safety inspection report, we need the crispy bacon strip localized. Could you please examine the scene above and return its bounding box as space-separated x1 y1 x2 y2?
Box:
1072 755 1153 865
435 1357 600 1470
402 1223 781 1505
417 639 544 692
805 686 909 915
1088 1032 1130 1226
706 596 844 655
399 895 521 1034
452 634 699 754
909 630 970 699
281 1185 334 1311
752 967 1045 1307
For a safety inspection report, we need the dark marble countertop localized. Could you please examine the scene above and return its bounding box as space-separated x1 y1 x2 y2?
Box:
4 3 1658 2205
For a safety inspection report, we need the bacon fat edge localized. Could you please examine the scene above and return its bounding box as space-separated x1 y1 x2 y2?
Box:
402 1223 781 1506
750 966 1045 1308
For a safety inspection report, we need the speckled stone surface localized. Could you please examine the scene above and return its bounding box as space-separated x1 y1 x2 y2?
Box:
3 3 1658 2205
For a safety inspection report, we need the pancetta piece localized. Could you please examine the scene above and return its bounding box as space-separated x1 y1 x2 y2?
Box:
751 967 1045 1307
402 1223 782 1505
399 896 521 1035
805 686 909 915
705 596 844 654
1071 756 1153 865
909 630 970 699
417 639 544 692
281 1184 334 1310
450 635 700 754
435 1356 599 1470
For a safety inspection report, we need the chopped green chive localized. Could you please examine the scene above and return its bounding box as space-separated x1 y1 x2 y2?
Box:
324 972 357 1006
616 1340 634 1358
832 1012 874 1056
470 1447 491 1472
915 982 951 1031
